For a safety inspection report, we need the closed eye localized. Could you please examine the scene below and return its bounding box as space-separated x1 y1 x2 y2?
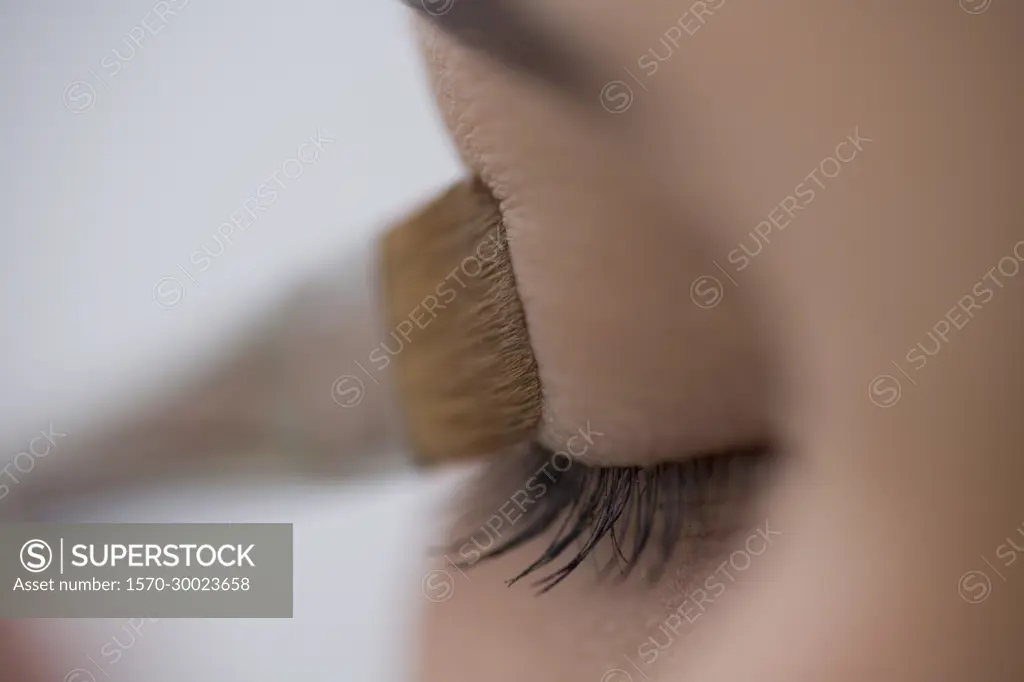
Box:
445 440 775 593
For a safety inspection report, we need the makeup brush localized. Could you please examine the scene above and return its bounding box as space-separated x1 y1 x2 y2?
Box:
378 177 542 466
1 177 542 518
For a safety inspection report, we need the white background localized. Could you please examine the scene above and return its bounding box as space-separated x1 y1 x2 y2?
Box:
1 0 465 679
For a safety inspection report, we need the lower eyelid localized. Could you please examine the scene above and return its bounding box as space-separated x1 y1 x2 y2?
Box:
444 440 775 593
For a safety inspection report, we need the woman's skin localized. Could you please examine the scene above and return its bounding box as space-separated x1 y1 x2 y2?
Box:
414 3 1023 682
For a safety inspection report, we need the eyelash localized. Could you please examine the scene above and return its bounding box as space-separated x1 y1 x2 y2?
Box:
450 441 772 593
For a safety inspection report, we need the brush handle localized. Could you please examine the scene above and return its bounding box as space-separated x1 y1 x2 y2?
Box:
0 241 406 520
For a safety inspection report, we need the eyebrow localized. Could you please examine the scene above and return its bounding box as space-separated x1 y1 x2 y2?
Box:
401 0 599 101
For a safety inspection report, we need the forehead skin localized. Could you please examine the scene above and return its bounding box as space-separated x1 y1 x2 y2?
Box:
415 15 770 465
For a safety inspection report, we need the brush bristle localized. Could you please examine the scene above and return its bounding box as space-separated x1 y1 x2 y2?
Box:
378 178 542 465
